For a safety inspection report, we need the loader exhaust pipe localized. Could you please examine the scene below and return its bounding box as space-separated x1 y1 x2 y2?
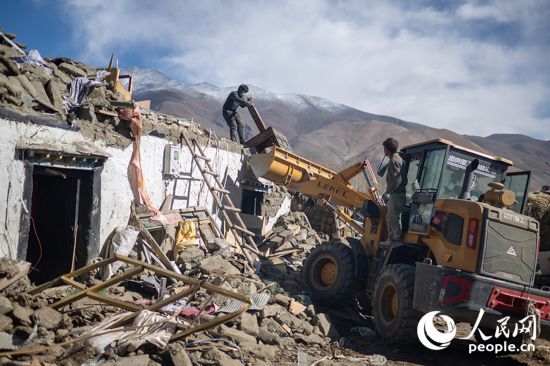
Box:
459 159 479 200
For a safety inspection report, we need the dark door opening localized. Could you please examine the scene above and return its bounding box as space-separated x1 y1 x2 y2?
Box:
241 189 264 215
26 166 94 284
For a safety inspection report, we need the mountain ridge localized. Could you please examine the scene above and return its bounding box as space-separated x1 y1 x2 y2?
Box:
126 66 549 191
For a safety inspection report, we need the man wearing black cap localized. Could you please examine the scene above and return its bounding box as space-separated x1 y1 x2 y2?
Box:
222 84 251 144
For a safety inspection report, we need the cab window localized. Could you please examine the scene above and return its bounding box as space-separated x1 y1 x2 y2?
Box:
408 149 446 233
504 171 531 214
405 153 422 203
419 149 446 191
439 151 505 201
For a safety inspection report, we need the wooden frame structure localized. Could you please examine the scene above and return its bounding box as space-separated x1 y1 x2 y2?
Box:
104 54 133 102
30 254 250 341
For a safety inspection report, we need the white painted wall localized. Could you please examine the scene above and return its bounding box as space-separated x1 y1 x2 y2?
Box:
0 119 31 258
0 118 245 260
264 196 292 232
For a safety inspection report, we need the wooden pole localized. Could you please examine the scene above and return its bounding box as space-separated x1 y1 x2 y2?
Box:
70 178 81 272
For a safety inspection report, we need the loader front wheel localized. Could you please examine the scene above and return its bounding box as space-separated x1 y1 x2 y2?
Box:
372 264 420 343
303 241 358 306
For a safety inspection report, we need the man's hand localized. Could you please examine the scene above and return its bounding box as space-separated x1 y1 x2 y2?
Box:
382 193 390 204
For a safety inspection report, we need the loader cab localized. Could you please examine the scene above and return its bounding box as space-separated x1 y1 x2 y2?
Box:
399 139 529 235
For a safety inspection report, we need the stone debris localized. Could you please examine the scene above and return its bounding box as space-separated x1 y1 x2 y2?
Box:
259 211 322 260
34 307 62 330
0 207 382 365
0 42 242 152
199 255 241 276
527 192 550 251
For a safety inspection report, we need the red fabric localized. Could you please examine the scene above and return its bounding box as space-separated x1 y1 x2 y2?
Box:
118 106 159 214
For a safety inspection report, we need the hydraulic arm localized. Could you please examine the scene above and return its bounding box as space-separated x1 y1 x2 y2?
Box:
248 146 387 252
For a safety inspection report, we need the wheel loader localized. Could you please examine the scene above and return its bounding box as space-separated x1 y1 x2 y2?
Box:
247 138 550 344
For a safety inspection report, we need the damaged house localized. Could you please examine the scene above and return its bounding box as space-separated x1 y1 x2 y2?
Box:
0 38 290 284
0 31 354 366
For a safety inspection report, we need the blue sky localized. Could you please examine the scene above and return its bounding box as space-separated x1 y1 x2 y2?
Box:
2 0 549 139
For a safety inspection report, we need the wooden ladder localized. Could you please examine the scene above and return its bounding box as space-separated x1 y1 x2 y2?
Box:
181 134 261 269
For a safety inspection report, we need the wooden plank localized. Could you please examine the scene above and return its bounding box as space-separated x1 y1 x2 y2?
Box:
0 262 30 291
231 225 255 237
111 283 200 328
51 266 143 309
160 194 174 213
138 222 174 270
109 100 135 108
61 276 141 312
29 256 118 295
223 205 241 212
199 223 216 246
268 248 303 259
114 254 250 302
193 154 210 162
135 100 151 109
87 293 142 312
212 187 230 194
96 108 119 117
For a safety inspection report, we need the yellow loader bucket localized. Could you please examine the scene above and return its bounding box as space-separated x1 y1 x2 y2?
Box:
248 147 335 185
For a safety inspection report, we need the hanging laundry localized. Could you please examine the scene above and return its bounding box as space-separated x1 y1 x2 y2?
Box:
62 70 110 111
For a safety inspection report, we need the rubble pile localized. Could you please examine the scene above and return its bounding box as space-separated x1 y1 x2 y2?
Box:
526 192 550 251
0 214 383 366
260 185 289 218
0 41 120 121
258 212 322 295
291 194 339 238
0 41 235 151
262 211 322 254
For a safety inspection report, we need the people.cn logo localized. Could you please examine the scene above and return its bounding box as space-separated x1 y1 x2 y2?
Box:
417 311 457 350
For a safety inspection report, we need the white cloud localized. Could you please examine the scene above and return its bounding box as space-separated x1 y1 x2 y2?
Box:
62 0 550 139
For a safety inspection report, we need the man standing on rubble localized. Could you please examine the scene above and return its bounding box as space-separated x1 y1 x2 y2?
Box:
382 137 406 243
222 84 252 144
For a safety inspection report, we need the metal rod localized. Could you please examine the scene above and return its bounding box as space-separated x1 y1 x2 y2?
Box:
0 32 25 55
70 178 81 272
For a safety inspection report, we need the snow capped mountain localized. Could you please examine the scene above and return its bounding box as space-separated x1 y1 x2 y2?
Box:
126 66 347 113
123 67 186 92
126 66 548 191
185 83 346 112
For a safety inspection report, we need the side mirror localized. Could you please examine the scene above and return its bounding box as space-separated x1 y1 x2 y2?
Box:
377 156 389 177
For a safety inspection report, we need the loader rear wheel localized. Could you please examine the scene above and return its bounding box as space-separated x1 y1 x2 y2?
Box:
373 264 420 343
303 241 358 306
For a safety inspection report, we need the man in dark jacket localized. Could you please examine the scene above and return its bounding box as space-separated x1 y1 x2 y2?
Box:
222 84 251 143
382 137 407 242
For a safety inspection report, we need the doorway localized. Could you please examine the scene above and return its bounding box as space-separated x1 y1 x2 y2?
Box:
26 166 94 284
241 188 264 216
